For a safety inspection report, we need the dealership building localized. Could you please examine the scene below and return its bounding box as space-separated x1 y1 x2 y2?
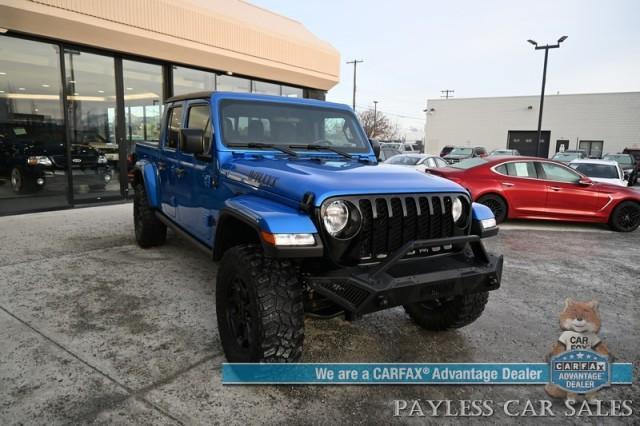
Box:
424 92 640 158
0 0 339 215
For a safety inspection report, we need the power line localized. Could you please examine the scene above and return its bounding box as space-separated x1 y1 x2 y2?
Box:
355 104 425 121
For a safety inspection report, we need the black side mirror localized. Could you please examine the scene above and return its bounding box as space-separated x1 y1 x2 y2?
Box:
369 138 381 159
180 128 205 155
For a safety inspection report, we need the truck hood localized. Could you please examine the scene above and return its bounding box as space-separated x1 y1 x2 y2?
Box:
221 156 466 206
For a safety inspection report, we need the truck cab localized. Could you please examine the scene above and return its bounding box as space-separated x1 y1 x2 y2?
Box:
131 91 503 362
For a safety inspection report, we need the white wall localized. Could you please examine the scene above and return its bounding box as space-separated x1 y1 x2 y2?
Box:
424 92 640 157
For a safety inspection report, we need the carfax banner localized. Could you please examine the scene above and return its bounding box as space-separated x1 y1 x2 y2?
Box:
223 360 633 386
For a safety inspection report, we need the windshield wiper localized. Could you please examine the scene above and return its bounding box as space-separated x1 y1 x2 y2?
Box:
227 142 298 157
287 144 353 159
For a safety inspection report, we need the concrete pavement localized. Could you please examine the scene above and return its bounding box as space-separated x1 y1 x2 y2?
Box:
0 204 638 424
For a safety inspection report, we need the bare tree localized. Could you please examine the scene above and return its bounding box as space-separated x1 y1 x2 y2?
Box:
358 108 399 140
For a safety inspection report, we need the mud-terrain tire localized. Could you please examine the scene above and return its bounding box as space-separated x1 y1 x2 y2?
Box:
404 292 489 330
608 201 640 232
133 182 166 248
476 194 507 224
216 244 304 362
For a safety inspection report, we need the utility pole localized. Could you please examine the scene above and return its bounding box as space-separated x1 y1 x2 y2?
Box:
528 36 567 157
440 89 455 99
346 59 364 110
373 100 378 137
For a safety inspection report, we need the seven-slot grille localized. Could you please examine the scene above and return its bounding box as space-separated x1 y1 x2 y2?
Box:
351 194 460 262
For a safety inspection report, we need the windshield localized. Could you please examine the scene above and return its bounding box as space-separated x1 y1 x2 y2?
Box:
449 147 472 155
571 163 619 179
451 157 487 169
0 124 64 144
553 152 580 161
219 100 370 153
385 155 422 165
603 154 632 165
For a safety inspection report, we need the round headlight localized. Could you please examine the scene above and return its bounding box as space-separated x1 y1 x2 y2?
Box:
322 200 349 236
452 197 463 222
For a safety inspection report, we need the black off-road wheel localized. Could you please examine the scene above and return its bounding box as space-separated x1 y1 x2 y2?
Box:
609 201 640 232
216 244 304 363
11 166 37 195
404 292 489 330
133 182 166 248
477 194 507 224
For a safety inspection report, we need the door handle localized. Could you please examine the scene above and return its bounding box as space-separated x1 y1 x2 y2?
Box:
549 186 561 191
175 167 185 177
501 182 514 187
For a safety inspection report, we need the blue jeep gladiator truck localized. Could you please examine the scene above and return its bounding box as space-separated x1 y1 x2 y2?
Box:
131 91 503 362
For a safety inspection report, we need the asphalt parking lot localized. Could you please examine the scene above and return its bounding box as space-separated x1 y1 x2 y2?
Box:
1 204 638 425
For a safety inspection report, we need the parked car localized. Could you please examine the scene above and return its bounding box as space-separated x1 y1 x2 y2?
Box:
439 145 454 157
489 149 520 156
383 153 448 170
0 123 112 194
131 91 503 362
427 156 640 231
622 147 640 164
551 150 587 164
569 159 629 187
604 152 638 185
402 142 422 153
443 146 487 164
378 146 402 161
380 142 402 151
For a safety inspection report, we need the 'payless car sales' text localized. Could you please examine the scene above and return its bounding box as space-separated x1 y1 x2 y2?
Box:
393 399 633 417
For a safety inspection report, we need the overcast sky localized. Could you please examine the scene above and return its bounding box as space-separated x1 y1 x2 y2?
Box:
251 0 640 140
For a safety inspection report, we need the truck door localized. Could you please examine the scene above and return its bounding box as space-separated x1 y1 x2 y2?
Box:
159 104 183 218
175 102 216 244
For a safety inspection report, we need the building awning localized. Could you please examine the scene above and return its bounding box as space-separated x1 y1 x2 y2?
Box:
0 0 340 90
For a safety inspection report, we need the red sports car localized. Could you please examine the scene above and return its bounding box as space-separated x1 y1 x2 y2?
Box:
427 156 640 232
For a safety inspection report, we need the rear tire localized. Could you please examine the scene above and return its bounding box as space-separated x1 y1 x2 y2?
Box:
133 182 166 247
477 194 507 223
404 292 489 330
216 244 304 362
609 201 640 232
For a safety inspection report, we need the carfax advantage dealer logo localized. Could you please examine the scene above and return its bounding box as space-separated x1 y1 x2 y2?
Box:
550 350 610 394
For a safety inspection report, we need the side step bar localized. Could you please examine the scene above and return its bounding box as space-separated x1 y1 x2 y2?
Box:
154 212 212 255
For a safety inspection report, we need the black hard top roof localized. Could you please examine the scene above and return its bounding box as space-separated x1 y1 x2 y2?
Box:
166 91 214 103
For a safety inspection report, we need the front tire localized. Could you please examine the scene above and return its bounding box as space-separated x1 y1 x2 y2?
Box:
133 182 166 247
404 292 489 330
477 194 507 223
11 166 37 195
609 201 640 232
216 244 304 362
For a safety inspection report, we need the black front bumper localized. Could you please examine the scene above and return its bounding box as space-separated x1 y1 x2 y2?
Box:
307 235 503 315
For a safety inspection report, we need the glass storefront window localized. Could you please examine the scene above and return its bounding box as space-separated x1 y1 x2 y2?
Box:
123 60 163 149
173 66 215 96
216 74 250 93
0 35 68 214
64 49 119 201
252 80 280 96
282 85 303 98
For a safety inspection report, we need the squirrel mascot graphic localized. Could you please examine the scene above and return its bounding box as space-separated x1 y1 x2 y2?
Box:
545 298 610 402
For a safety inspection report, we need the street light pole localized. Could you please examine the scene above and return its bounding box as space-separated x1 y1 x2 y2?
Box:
373 100 378 137
528 36 567 157
346 59 364 110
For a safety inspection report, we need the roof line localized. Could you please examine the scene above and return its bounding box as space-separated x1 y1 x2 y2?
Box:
428 90 640 102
